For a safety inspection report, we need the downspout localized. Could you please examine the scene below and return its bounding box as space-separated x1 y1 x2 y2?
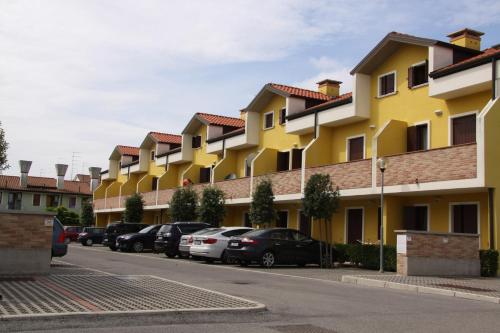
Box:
493 58 497 100
489 188 495 250
314 111 319 139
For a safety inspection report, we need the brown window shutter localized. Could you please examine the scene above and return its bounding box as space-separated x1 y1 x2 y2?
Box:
277 151 290 171
199 167 211 183
403 206 416 230
424 59 429 81
407 126 417 152
291 148 303 170
408 66 413 88
452 115 476 145
387 73 395 93
348 137 364 161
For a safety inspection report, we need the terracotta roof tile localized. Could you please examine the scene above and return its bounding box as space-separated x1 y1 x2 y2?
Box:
149 132 182 144
0 175 92 195
117 145 140 156
270 83 331 101
431 47 500 75
74 174 90 183
196 113 245 128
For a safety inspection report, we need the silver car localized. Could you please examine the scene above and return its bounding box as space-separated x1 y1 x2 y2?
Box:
178 228 218 258
190 227 253 263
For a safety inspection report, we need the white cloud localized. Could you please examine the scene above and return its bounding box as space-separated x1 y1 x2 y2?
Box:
295 56 353 94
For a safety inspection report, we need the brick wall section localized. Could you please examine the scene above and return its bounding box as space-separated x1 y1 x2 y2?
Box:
254 169 302 196
142 191 156 206
120 195 130 208
93 198 105 210
157 189 175 205
106 196 120 209
305 159 372 189
379 144 477 186
214 177 251 199
403 231 479 260
192 183 210 196
0 213 52 249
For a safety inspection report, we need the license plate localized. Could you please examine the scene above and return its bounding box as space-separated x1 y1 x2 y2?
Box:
194 240 201 245
230 242 239 247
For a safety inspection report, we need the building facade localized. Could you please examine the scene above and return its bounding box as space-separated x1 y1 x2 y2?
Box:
94 28 500 251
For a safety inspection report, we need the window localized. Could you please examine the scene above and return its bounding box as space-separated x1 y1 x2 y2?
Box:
132 155 139 162
347 136 364 161
276 151 290 172
151 151 155 161
8 192 22 210
32 193 41 207
46 194 60 208
407 123 428 152
378 72 396 97
452 204 478 234
279 108 286 125
291 148 303 170
192 135 202 149
276 211 288 228
452 114 476 145
408 61 428 88
152 177 158 191
69 197 77 208
263 111 274 130
403 206 428 231
199 167 211 184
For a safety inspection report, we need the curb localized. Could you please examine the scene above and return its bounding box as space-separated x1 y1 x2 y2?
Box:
341 276 500 304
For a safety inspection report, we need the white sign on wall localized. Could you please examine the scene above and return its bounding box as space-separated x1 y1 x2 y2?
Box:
396 234 407 254
44 219 54 227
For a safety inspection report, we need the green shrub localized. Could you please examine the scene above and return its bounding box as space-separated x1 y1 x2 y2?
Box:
333 244 348 263
346 244 363 266
334 243 396 272
480 250 499 277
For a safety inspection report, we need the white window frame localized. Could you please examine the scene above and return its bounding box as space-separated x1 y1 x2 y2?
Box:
448 110 478 146
449 202 480 236
377 70 397 98
344 207 365 244
409 61 429 89
413 120 431 150
346 134 366 162
263 111 275 130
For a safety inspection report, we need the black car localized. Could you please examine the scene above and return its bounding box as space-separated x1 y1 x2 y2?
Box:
115 224 163 253
154 222 211 258
78 227 105 246
226 228 321 268
102 222 148 251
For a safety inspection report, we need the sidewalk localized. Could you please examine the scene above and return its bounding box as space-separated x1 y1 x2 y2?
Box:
342 274 500 304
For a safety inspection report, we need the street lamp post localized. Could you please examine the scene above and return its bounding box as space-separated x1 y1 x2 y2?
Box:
377 157 387 273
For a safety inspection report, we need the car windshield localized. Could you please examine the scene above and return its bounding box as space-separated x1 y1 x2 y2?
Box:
158 225 171 233
191 228 215 236
139 225 157 234
239 229 268 238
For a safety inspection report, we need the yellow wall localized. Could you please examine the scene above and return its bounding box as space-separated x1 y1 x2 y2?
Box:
94 180 112 199
193 124 219 169
137 174 154 193
214 150 237 182
120 173 141 195
252 148 278 176
376 120 408 157
305 126 333 168
105 181 122 198
159 164 179 189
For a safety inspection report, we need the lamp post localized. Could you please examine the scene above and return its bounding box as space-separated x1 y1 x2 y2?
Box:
377 157 387 273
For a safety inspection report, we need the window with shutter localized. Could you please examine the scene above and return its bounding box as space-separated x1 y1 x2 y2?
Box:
403 206 428 231
452 114 476 145
199 167 211 183
379 72 396 97
407 124 428 152
192 136 201 149
69 197 77 209
151 151 155 160
279 108 286 125
152 177 158 191
452 204 478 233
408 62 428 88
263 112 274 129
291 148 303 170
276 151 290 171
348 136 364 161
32 193 41 207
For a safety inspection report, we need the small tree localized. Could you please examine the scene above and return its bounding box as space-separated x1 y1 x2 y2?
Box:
303 174 340 268
80 200 94 227
250 178 276 228
123 193 144 223
0 121 9 172
48 206 80 226
169 186 198 222
199 186 226 227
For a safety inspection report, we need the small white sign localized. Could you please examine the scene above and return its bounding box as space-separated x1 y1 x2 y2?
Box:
397 234 407 254
44 219 54 227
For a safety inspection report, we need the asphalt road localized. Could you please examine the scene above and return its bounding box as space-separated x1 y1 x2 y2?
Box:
5 244 500 333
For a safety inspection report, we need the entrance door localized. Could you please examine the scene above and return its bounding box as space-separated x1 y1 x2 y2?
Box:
276 211 288 228
299 212 311 237
452 204 478 233
346 208 363 244
291 148 303 170
277 151 290 172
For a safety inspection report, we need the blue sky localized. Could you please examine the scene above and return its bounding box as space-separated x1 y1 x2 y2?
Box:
1 0 500 177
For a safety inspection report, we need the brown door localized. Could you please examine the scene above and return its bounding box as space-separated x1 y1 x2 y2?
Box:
348 137 364 161
347 209 363 244
404 206 428 231
276 211 288 228
199 167 211 183
452 114 476 145
291 148 303 170
277 151 290 171
299 212 311 237
453 204 478 233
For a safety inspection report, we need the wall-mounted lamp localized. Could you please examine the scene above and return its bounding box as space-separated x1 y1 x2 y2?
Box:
369 124 376 129
434 109 443 116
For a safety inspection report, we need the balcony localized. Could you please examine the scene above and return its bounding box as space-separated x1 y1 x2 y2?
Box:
377 143 477 187
157 188 175 206
213 177 251 200
305 159 372 190
93 198 106 210
253 169 302 197
142 191 156 206
429 63 491 99
106 196 121 210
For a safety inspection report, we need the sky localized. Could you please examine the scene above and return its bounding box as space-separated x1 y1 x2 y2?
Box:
1 0 500 178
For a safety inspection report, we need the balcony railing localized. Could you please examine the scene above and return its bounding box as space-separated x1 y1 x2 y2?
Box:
213 177 251 200
377 143 477 186
93 198 106 210
253 169 302 196
305 159 372 190
157 188 175 206
142 191 156 206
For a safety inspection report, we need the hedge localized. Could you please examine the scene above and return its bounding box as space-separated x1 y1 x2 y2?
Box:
334 243 396 272
479 250 499 277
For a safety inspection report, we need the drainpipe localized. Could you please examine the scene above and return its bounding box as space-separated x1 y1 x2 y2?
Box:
314 111 319 139
493 58 497 100
489 188 495 250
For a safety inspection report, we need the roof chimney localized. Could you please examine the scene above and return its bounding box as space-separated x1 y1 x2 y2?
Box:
317 79 341 98
55 164 68 190
447 28 484 51
89 167 101 192
19 160 32 188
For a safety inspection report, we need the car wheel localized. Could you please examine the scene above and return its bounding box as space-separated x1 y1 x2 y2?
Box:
165 251 176 258
85 239 93 246
261 251 275 268
132 241 144 253
109 246 117 251
80 241 87 246
239 260 248 267
221 251 231 264
205 258 214 264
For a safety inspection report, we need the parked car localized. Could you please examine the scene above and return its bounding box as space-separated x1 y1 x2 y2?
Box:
64 225 82 243
190 227 253 263
102 222 148 251
78 227 105 246
226 228 321 268
178 228 219 258
115 224 164 253
52 217 68 257
154 222 211 258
